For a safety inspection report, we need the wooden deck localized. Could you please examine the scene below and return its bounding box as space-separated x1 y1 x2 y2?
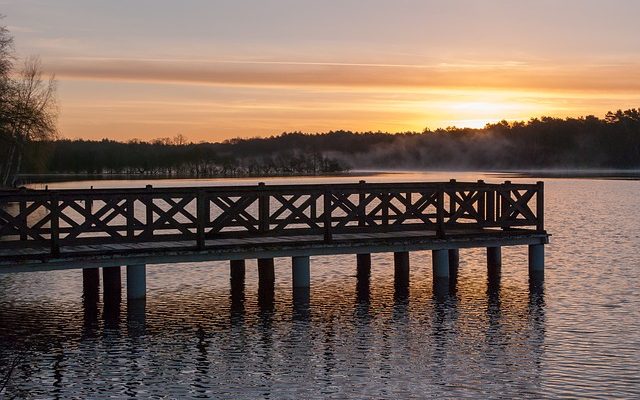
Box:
0 180 549 273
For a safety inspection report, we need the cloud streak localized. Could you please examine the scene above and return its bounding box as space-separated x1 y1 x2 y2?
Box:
47 58 640 92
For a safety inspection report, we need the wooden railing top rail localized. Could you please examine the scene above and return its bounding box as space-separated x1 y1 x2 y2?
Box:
0 180 540 198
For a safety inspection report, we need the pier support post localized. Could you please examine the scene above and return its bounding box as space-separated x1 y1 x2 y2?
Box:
432 249 450 280
258 258 275 283
394 251 410 301
230 259 246 284
82 268 100 301
292 256 311 288
356 253 371 279
448 249 460 274
529 244 545 274
103 266 121 301
487 246 502 276
393 251 410 282
356 254 371 304
126 264 146 300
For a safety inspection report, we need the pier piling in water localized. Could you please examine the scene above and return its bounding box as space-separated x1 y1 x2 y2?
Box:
432 249 450 279
103 266 121 301
292 256 311 288
126 264 146 300
258 258 275 283
230 259 246 283
529 244 545 274
356 253 372 279
487 246 502 277
448 249 460 274
82 268 100 301
393 251 410 283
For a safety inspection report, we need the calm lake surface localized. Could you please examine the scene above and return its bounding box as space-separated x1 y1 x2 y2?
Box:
1 171 639 398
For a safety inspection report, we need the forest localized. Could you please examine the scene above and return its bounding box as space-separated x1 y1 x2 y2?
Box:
15 108 640 181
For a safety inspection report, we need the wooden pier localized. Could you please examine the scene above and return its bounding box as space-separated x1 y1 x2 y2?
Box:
0 180 549 301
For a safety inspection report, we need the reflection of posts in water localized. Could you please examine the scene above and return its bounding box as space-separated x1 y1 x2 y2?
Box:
229 260 246 324
432 277 450 302
82 268 100 330
528 257 545 361
292 287 310 322
126 298 146 336
528 270 546 369
529 272 545 308
230 260 246 323
393 252 409 303
257 258 275 312
82 268 100 329
486 264 501 309
103 266 122 327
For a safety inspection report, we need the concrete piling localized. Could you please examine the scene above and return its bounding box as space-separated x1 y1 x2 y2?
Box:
487 246 502 277
292 255 311 288
126 264 146 300
432 249 450 279
529 244 545 274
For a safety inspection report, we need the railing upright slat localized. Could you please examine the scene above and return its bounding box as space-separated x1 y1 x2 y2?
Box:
50 193 60 256
258 182 269 233
536 181 544 232
323 189 332 242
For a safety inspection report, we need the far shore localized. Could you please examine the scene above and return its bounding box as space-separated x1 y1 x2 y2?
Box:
12 168 640 186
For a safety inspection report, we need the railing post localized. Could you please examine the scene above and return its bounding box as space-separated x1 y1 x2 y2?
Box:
477 180 486 225
449 179 456 219
258 182 269 233
323 188 332 242
536 181 544 232
19 188 27 241
436 185 445 238
145 185 153 239
486 184 496 225
500 181 511 227
358 180 366 227
381 191 389 227
50 193 60 257
197 190 206 249
126 195 135 239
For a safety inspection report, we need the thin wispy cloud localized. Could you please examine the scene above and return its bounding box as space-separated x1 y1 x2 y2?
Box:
47 58 640 93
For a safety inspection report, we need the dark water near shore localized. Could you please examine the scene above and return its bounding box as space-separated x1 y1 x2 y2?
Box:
1 172 639 398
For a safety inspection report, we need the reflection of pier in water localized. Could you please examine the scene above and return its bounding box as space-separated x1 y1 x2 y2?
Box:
0 254 547 397
1 180 548 318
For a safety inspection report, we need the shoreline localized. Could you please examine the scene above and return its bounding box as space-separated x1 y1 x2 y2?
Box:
12 168 640 186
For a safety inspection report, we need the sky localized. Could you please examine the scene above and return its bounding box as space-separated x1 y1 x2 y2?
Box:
2 0 640 142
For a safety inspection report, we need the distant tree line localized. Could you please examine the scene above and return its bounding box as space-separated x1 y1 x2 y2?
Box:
18 109 640 181
20 135 348 178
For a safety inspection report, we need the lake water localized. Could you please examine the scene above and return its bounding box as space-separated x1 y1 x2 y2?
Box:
1 172 639 398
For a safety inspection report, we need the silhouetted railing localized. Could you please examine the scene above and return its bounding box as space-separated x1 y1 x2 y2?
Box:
0 180 544 256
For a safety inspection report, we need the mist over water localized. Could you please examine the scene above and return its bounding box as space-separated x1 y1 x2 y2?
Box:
1 172 639 398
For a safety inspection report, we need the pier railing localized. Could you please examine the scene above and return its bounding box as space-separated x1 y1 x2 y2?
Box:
0 180 544 255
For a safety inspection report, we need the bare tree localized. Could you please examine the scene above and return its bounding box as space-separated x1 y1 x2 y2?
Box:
1 56 58 186
0 18 15 185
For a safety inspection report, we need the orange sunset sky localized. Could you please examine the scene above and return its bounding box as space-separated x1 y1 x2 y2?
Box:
2 0 640 141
